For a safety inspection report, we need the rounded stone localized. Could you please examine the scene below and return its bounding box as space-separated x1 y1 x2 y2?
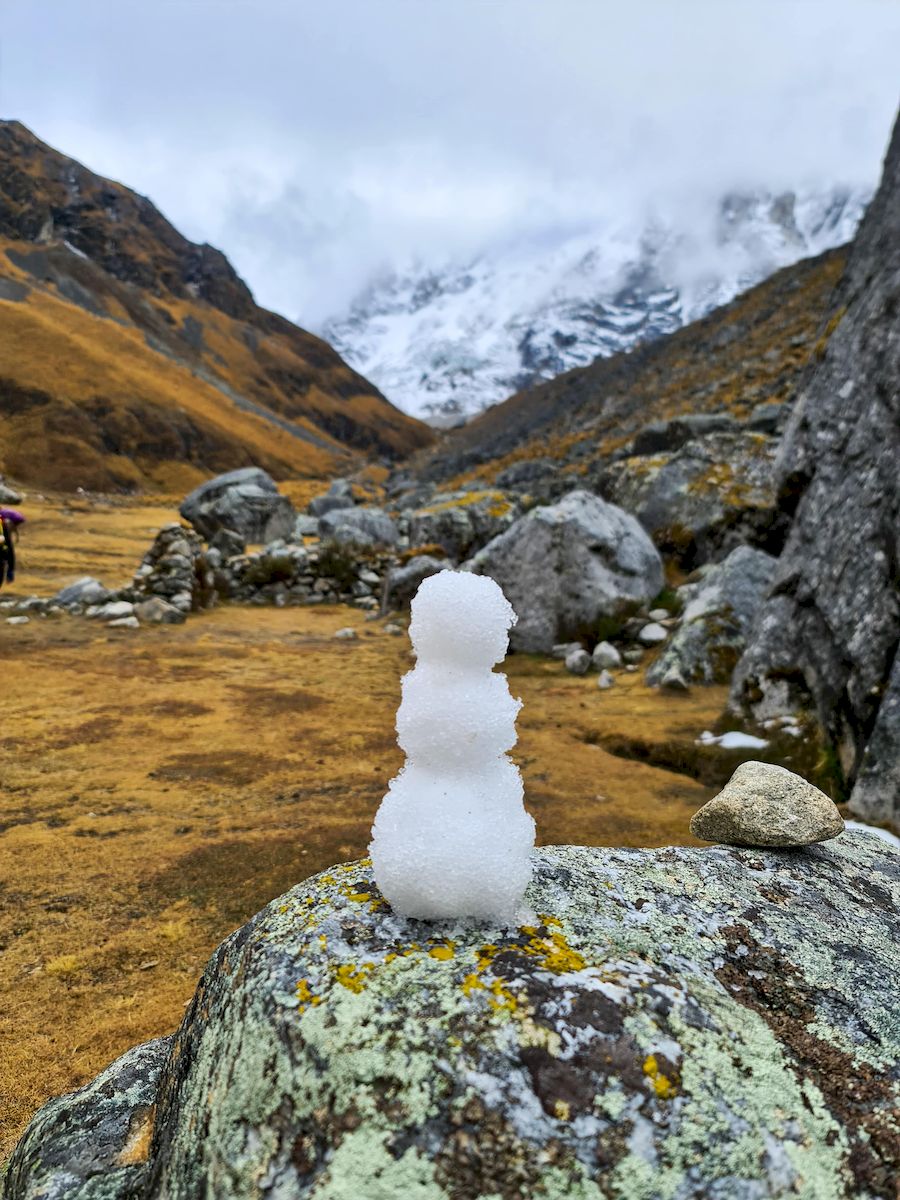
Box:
690 760 845 847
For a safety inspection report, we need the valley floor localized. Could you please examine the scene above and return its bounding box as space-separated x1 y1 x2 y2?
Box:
0 495 726 1158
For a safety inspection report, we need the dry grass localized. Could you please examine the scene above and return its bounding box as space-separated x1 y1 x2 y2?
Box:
0 494 726 1160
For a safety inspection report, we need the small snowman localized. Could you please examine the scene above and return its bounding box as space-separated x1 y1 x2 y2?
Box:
370 569 535 922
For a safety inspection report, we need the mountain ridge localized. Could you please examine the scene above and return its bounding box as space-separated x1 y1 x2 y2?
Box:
0 120 432 491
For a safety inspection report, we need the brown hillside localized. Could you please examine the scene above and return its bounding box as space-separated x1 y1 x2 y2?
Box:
0 121 432 491
415 245 848 487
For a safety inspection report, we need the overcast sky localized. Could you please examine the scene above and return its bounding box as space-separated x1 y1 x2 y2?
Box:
3 1 898 328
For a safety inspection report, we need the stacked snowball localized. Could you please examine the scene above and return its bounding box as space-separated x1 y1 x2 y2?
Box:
370 569 535 922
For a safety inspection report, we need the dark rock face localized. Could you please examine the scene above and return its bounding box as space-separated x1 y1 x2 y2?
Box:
179 468 296 544
732 112 900 831
4 836 899 1198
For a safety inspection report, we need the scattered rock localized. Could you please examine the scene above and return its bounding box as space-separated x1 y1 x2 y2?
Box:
54 576 110 609
382 554 452 611
180 468 295 543
318 506 399 547
308 479 355 517
690 761 844 847
622 648 644 664
564 647 591 675
658 665 689 692
407 490 516 561
466 490 664 653
596 669 615 689
591 640 622 670
90 600 135 622
647 607 670 621
383 622 405 636
7 839 898 1199
551 641 582 659
0 480 22 504
647 545 777 687
134 597 186 625
6 615 28 625
292 514 320 538
107 615 140 629
333 627 358 641
638 622 667 645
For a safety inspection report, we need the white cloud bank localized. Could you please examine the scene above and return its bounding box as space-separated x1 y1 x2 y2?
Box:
2 0 898 326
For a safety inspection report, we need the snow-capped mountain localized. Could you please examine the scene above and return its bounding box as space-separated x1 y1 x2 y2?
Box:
323 188 868 421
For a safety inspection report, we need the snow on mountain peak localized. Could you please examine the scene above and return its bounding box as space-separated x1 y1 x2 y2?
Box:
323 187 868 420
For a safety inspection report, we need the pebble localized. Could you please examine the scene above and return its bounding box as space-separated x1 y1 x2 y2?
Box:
6 615 29 625
648 608 670 621
690 761 845 847
108 615 140 629
596 669 615 690
622 648 644 664
384 623 405 636
333 627 358 641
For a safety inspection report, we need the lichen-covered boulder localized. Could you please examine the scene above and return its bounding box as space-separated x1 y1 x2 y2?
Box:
466 490 664 653
599 431 783 567
646 545 777 686
5 835 899 1199
407 490 517 561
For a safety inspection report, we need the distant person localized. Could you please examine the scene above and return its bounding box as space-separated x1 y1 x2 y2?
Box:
0 508 25 588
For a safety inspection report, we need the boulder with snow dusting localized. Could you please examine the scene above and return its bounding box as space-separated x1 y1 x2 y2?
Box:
5 836 899 1199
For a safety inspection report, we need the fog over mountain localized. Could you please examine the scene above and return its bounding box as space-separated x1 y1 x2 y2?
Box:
4 0 898 412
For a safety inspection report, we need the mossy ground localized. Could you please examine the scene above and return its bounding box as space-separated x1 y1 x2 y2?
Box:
0 494 732 1159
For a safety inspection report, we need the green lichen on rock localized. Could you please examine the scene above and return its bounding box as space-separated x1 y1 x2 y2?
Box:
4 835 899 1199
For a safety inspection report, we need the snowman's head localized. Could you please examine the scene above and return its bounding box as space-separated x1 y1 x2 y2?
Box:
409 569 516 668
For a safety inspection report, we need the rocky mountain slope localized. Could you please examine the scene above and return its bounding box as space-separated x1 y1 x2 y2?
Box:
0 121 432 492
325 188 867 419
733 110 900 831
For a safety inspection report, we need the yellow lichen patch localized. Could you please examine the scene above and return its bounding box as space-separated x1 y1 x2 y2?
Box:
428 941 456 961
461 973 485 996
486 978 520 1014
643 1053 678 1100
553 1099 571 1122
334 962 377 994
296 979 323 1011
116 1106 156 1165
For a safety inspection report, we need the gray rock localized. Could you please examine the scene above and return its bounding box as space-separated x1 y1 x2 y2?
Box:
134 597 186 625
600 429 782 567
564 647 591 675
648 545 777 687
658 665 689 692
5 615 28 625
747 400 788 433
591 640 622 670
208 527 246 558
292 514 320 538
407 490 517 561
308 479 355 517
92 600 135 622
54 576 110 608
132 524 216 613
180 468 295 542
622 648 644 664
690 761 845 847
466 490 664 653
732 112 900 833
6 838 899 1199
107 615 140 629
647 607 670 622
551 641 582 659
0 480 22 503
333 627 358 641
382 554 452 611
318 506 399 547
638 622 667 645
631 411 737 456
596 668 615 689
